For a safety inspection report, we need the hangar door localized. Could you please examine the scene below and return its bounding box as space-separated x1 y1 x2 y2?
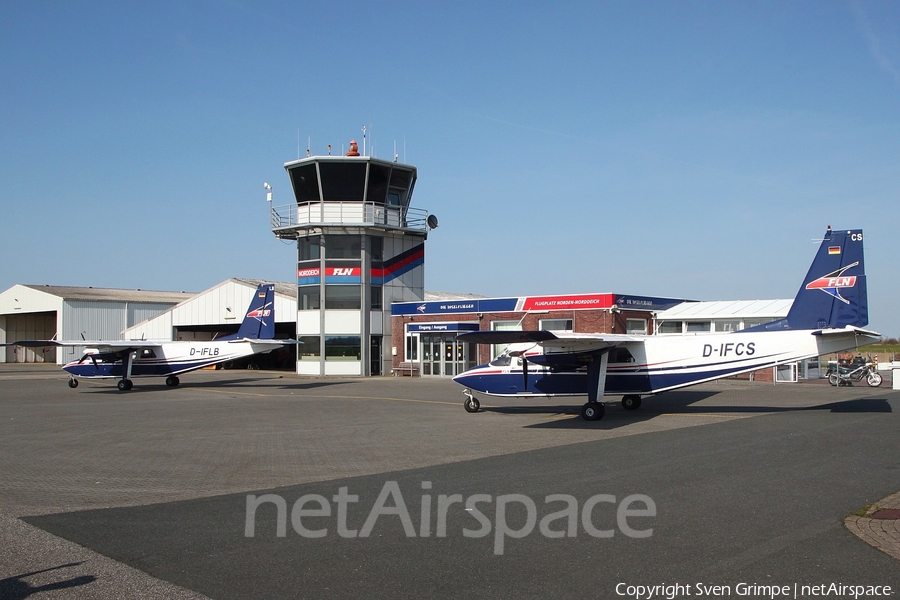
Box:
4 312 56 363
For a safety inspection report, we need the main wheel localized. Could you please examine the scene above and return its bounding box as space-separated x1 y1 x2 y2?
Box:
580 402 605 421
68 378 78 389
867 372 883 387
117 379 133 391
464 396 480 413
166 375 180 387
621 395 642 410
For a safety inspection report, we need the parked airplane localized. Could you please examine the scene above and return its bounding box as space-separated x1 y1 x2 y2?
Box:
6 283 296 391
453 227 879 421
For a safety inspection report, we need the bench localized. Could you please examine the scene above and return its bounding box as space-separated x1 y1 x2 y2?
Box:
394 362 420 377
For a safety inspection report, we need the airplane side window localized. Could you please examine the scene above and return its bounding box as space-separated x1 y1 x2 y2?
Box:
141 349 157 358
610 348 634 363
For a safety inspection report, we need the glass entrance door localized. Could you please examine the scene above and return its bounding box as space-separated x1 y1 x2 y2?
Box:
419 332 476 377
425 334 443 376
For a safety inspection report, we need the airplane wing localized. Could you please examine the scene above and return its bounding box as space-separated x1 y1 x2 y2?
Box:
4 339 162 350
7 338 299 348
456 330 645 353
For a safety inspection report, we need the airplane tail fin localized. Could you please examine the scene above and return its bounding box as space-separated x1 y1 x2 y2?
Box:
755 227 868 331
231 283 276 340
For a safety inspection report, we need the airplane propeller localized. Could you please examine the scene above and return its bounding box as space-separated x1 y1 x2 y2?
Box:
522 354 528 391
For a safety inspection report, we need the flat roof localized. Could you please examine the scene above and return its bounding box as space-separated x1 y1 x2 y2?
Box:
21 285 194 304
655 299 792 320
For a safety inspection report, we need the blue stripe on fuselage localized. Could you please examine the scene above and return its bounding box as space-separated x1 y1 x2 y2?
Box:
64 358 223 378
453 357 779 397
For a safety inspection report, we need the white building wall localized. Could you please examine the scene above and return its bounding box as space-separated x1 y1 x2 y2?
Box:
0 285 63 315
297 311 320 334
324 361 362 376
324 311 361 334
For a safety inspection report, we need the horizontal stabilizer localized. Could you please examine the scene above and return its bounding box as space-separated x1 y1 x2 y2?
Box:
812 326 880 338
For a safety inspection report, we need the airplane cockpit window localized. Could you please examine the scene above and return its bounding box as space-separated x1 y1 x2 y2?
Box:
140 349 157 359
490 354 511 367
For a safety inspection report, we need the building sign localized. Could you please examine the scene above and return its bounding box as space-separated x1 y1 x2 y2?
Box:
519 293 614 311
298 266 364 285
392 298 519 316
298 267 321 286
614 295 693 311
324 266 362 284
407 323 480 333
392 293 690 316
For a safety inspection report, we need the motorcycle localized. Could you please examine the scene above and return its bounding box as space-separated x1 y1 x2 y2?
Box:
828 361 882 387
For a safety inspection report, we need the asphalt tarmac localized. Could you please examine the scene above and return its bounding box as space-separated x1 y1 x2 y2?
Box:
1 364 898 599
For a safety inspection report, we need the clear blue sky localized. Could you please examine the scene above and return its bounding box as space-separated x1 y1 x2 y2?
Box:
2 1 898 337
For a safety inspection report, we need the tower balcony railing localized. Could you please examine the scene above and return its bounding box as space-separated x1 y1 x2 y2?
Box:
271 201 429 237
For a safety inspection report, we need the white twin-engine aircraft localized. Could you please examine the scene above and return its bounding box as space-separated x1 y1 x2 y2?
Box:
7 283 296 391
453 227 879 421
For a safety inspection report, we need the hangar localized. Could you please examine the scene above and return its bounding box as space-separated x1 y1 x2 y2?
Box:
0 284 192 364
0 279 297 368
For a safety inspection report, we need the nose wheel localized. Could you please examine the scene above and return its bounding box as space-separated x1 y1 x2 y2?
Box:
462 390 480 413
68 377 79 389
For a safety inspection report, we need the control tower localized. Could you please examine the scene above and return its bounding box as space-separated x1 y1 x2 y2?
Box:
270 140 436 376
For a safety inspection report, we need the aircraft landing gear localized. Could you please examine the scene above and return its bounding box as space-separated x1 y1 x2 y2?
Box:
166 375 180 387
68 377 78 389
621 395 642 410
580 401 605 421
117 379 133 391
462 389 480 413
